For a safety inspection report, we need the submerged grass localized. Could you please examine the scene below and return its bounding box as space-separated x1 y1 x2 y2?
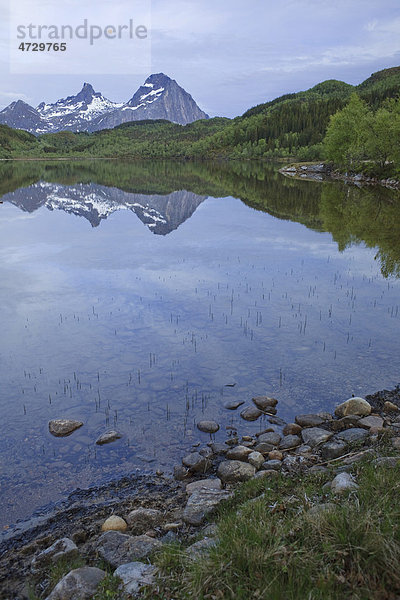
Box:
147 459 400 599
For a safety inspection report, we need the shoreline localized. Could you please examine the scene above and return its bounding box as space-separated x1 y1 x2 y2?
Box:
279 162 400 189
1 384 400 598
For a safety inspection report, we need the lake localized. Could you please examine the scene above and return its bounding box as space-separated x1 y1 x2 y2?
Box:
0 159 399 528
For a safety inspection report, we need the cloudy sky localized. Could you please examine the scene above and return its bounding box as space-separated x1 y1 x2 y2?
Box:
1 0 400 117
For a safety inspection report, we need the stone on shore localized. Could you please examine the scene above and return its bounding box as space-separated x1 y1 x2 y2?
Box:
226 445 253 461
217 460 256 483
295 414 325 428
257 432 281 446
240 406 263 421
183 488 232 526
31 538 78 572
95 430 122 445
335 397 371 418
248 451 265 469
330 472 358 494
279 435 301 450
45 567 106 600
96 531 162 568
186 537 216 558
383 401 399 413
186 478 222 495
182 452 208 473
373 456 400 468
113 562 156 596
301 427 333 448
48 419 83 437
336 428 368 443
283 423 302 436
320 440 347 460
101 516 128 533
126 508 163 534
197 420 219 434
358 415 384 430
223 400 245 410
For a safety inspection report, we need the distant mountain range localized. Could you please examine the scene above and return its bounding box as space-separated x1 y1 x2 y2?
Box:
1 181 207 234
0 73 208 135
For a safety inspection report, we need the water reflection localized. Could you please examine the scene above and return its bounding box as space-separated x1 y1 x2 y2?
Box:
0 159 399 528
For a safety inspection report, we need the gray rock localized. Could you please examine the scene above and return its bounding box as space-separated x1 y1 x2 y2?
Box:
95 430 122 445
226 445 253 461
96 531 161 568
186 537 216 558
308 503 336 516
358 415 384 430
336 428 368 443
186 478 222 495
197 420 219 434
301 428 333 448
254 469 279 479
282 423 302 436
295 414 325 428
258 432 281 446
223 400 245 410
182 452 208 473
183 489 232 526
254 442 274 454
240 406 263 421
217 460 256 483
173 465 189 480
330 472 358 494
113 562 156 596
308 465 329 474
209 442 229 455
126 508 163 534
320 440 347 460
48 419 83 437
335 397 371 418
45 567 106 600
32 538 78 572
331 415 361 431
248 451 264 469
279 435 301 450
252 396 278 410
261 459 282 470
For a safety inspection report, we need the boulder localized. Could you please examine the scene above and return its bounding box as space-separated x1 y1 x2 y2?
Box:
45 567 106 600
301 428 333 448
183 488 232 526
197 420 219 434
126 508 163 534
279 435 301 450
48 419 83 437
101 516 128 532
226 445 253 461
217 460 256 483
295 414 325 428
96 531 161 568
113 562 156 596
335 397 371 418
186 478 222 495
358 415 384 430
32 538 78 572
336 428 368 443
330 472 358 494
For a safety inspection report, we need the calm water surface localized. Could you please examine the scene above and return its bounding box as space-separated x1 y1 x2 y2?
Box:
0 160 399 527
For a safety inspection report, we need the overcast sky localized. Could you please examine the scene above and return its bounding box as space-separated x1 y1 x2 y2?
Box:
1 0 400 117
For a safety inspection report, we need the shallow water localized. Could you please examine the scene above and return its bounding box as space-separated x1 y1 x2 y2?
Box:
0 160 399 527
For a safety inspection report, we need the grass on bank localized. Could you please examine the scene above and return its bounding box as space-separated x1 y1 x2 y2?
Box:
146 458 400 600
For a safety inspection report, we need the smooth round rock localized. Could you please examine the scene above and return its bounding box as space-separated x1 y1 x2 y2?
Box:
283 423 302 436
48 419 83 437
252 396 278 411
240 406 263 421
217 460 255 483
197 420 219 434
101 516 128 532
226 445 253 461
335 397 371 418
96 430 122 445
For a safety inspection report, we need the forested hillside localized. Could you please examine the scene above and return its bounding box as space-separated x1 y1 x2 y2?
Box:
1 66 399 161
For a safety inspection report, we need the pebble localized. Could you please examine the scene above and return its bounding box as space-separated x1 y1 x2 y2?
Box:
240 406 263 421
182 452 208 473
223 400 245 410
95 430 122 445
279 434 301 450
268 450 283 461
252 396 278 410
257 432 281 446
283 423 302 436
301 428 333 448
295 414 325 427
248 451 264 469
254 469 279 479
384 401 399 412
226 445 253 461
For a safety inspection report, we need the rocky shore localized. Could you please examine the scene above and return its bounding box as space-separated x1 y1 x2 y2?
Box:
1 385 400 599
279 162 400 189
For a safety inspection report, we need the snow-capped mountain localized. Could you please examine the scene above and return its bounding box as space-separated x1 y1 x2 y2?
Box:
1 181 207 234
36 83 123 132
0 74 208 135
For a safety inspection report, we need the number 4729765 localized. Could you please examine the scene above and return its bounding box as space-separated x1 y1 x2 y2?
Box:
18 42 67 51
